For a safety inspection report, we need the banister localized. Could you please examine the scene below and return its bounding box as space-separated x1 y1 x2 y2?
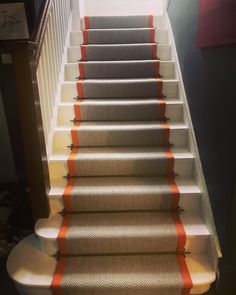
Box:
31 0 53 66
1 0 72 222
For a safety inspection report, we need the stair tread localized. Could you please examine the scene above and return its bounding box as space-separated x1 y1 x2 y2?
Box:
49 177 201 195
7 235 215 291
36 212 209 240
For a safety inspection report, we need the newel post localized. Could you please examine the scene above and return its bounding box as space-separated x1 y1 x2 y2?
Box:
8 42 50 222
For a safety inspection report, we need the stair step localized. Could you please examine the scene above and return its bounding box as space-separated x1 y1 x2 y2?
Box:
68 44 172 62
70 29 169 46
65 60 175 80
81 15 160 29
36 212 209 256
7 235 215 295
61 80 178 101
57 99 183 123
83 28 163 45
48 177 201 214
53 122 187 149
49 147 194 180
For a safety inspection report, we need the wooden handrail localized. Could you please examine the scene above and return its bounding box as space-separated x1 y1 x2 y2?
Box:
31 0 53 66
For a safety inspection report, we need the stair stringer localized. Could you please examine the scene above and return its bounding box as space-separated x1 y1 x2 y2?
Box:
163 9 222 271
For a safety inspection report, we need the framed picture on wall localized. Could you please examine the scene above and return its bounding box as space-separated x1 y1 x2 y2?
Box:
0 2 29 40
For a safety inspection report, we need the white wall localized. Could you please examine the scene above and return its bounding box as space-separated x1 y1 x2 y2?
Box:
79 0 163 16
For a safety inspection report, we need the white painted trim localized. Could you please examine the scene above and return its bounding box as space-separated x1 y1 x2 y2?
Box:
163 11 222 268
46 13 73 158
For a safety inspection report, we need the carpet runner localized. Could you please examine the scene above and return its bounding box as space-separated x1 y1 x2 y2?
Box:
51 14 193 295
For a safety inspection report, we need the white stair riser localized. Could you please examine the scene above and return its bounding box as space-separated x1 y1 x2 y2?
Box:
61 80 179 102
70 29 169 46
48 157 194 180
48 191 201 214
57 101 183 124
52 127 187 150
68 44 172 63
64 61 175 81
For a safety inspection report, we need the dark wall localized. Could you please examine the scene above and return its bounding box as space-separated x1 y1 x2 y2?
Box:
167 0 236 291
0 0 45 34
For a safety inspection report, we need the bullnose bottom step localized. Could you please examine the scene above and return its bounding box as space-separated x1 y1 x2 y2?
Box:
7 235 216 295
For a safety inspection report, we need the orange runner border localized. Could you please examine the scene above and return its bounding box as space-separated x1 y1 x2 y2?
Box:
80 46 86 61
77 80 84 98
83 30 88 44
157 79 163 98
150 28 155 43
84 16 90 29
151 44 157 59
177 255 193 295
164 147 174 175
51 257 67 295
78 63 85 80
148 15 153 27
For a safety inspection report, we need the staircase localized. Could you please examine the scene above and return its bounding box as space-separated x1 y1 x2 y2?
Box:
7 8 219 295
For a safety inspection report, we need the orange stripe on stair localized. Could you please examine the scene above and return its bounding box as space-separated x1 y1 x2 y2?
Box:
80 45 86 61
83 30 88 44
78 62 85 79
150 28 155 42
57 215 72 254
51 258 67 295
68 148 78 177
162 122 170 146
157 79 163 98
151 44 157 59
168 177 180 211
84 16 90 29
159 99 166 120
74 101 83 122
148 15 154 27
172 213 186 252
154 60 160 77
63 179 75 213
77 80 84 98
177 256 193 295
164 147 174 175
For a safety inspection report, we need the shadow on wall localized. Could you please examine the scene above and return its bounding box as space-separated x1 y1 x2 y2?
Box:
167 0 236 250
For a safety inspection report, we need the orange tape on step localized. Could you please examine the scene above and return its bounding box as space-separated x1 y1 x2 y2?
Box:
159 99 166 120
162 122 170 146
157 79 163 97
151 44 157 59
77 80 84 98
168 177 180 211
177 255 193 295
51 257 66 295
74 101 83 122
84 16 90 29
82 30 88 44
164 147 174 175
80 45 86 61
68 148 78 177
172 213 186 252
154 60 160 77
148 15 154 27
57 215 72 254
63 179 75 213
150 28 155 42
78 62 85 80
